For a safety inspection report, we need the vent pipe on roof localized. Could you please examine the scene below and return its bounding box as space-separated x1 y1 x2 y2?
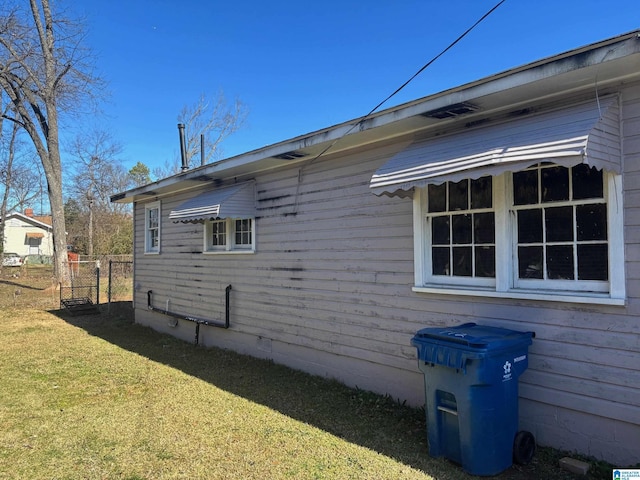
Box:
201 134 205 166
178 123 188 171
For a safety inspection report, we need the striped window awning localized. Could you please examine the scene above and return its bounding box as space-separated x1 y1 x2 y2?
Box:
169 182 255 223
370 97 621 197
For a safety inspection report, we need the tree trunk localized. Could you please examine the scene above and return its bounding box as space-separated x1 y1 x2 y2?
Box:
47 172 68 282
42 114 69 283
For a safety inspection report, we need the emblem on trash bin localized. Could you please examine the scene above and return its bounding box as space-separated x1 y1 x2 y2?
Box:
502 361 512 381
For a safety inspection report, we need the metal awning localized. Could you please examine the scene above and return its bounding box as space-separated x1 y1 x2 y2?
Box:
169 182 255 223
370 97 621 197
25 232 45 239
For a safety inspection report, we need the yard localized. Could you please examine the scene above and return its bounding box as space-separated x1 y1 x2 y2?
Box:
0 304 615 478
0 259 132 310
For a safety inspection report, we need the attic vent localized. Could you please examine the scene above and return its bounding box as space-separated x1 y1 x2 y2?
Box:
273 151 306 160
422 102 479 119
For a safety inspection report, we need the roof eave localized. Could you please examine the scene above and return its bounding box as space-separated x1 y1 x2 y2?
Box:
1 212 53 230
111 30 640 204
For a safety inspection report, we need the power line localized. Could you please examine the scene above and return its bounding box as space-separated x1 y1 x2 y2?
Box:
311 0 507 163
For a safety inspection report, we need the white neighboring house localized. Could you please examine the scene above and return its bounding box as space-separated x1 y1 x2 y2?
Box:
1 209 53 257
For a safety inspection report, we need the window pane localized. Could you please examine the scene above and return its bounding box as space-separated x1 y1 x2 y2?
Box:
148 208 158 228
453 247 472 276
432 247 450 275
452 214 472 244
474 212 495 244
428 183 446 213
432 216 450 245
150 230 158 248
542 166 569 202
234 219 252 246
573 165 603 200
449 180 468 211
578 244 608 280
513 169 538 205
475 246 495 278
211 221 226 246
547 245 574 280
426 177 497 283
577 204 607 241
518 209 543 243
518 246 543 279
471 176 492 209
545 206 573 242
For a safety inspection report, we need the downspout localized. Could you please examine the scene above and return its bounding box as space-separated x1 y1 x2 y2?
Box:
147 285 232 345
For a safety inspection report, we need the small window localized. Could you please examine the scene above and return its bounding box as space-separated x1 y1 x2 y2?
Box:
425 176 495 286
144 201 160 254
205 218 254 253
209 220 227 249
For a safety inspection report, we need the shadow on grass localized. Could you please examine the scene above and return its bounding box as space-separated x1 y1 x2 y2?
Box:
53 303 582 480
0 278 50 291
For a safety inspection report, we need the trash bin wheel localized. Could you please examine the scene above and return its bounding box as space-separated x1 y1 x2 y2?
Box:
513 430 536 465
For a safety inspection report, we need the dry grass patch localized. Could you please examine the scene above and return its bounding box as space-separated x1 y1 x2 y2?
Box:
0 265 59 309
0 308 610 479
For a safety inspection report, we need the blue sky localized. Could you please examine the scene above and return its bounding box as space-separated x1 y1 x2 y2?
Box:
72 0 639 173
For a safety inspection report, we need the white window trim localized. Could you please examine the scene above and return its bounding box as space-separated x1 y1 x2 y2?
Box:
144 201 160 255
203 217 256 255
420 178 497 288
413 171 625 306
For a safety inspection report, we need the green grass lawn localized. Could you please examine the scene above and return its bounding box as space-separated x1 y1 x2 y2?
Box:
0 307 610 479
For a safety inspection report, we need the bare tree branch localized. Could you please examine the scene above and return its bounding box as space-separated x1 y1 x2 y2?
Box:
178 91 248 168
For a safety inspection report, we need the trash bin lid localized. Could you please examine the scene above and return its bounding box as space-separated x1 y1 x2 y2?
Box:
411 323 534 368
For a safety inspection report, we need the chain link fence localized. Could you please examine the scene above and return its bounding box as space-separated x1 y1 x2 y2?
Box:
1 254 133 311
107 259 134 313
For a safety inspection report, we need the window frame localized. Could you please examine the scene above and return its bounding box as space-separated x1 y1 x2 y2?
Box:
144 201 161 254
203 217 255 254
422 177 496 288
509 164 609 293
412 168 625 305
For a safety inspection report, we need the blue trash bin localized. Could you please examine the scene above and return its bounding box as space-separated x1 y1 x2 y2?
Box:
411 322 535 476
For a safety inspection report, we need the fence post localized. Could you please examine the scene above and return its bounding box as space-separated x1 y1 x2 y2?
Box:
96 260 100 307
108 260 112 314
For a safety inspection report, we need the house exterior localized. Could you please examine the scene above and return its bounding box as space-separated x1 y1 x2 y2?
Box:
1 209 53 257
112 32 640 466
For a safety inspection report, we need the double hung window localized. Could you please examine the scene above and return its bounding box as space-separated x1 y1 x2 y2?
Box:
145 201 160 254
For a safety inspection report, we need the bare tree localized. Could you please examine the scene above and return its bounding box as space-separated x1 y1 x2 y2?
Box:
178 91 247 169
7 159 43 211
68 129 130 256
0 101 18 266
0 0 101 281
151 92 247 179
1 96 42 264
